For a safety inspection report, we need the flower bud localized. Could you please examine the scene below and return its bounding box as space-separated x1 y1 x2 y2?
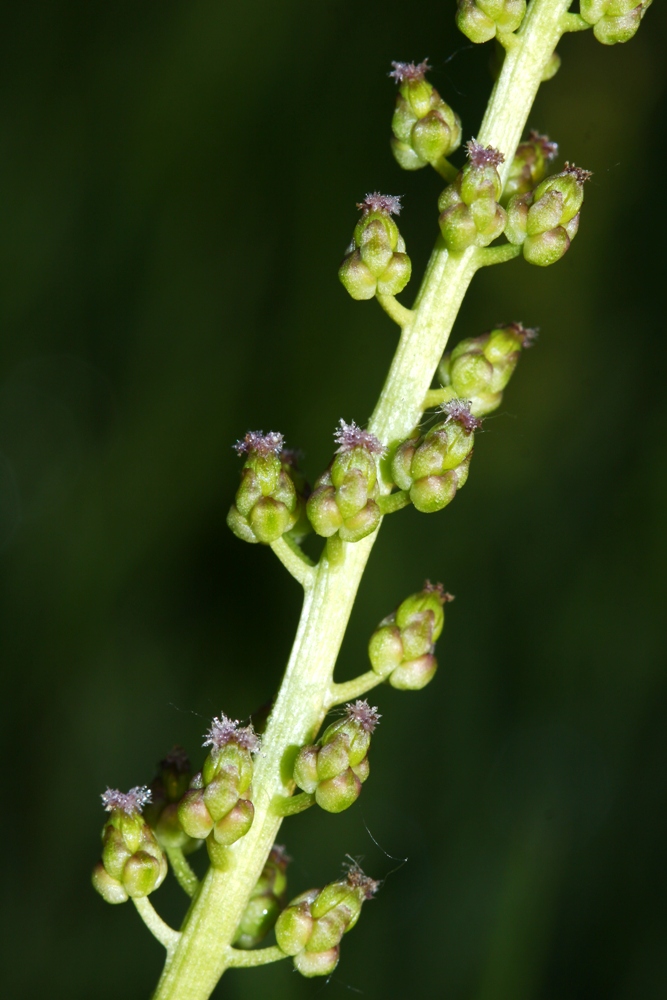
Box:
143 746 202 853
438 141 507 252
178 714 259 861
339 194 411 300
275 864 379 977
307 421 385 544
580 0 651 44
92 786 168 904
369 582 454 690
293 701 380 813
505 163 592 266
227 431 300 544
503 131 559 202
388 60 462 171
456 0 526 43
439 322 537 416
391 400 481 513
234 844 290 948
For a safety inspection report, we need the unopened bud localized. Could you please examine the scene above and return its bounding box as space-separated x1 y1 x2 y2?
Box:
227 431 300 544
391 400 480 513
369 582 454 690
307 421 385 543
389 60 462 171
580 0 650 44
456 0 527 44
503 131 559 202
339 194 411 300
93 786 167 903
505 163 591 266
293 701 380 813
440 322 536 416
438 141 507 252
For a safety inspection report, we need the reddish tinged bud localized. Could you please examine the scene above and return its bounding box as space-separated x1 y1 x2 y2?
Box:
388 59 431 82
233 430 284 457
334 420 385 457
203 714 261 755
369 582 454 689
441 398 483 432
356 192 403 216
438 141 506 252
340 197 411 300
390 59 462 171
466 139 505 169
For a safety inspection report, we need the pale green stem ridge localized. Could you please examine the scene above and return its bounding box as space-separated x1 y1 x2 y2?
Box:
327 670 385 708
274 790 315 817
270 535 316 588
376 293 414 327
133 896 180 954
226 946 287 968
151 4 571 997
166 847 200 898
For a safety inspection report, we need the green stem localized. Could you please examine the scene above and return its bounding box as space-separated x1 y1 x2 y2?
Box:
274 790 315 816
376 293 414 327
270 536 315 588
424 386 457 409
432 156 459 183
151 3 571 997
133 897 180 954
166 847 200 898
477 243 522 267
226 946 287 968
377 490 411 515
327 670 385 708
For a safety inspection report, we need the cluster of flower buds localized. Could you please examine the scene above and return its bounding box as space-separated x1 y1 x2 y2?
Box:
275 863 380 977
307 421 384 543
388 60 462 171
438 141 507 252
178 715 259 865
338 194 411 301
502 131 559 202
368 582 453 690
227 432 301 544
456 0 526 43
391 400 481 512
92 787 168 904
580 0 652 44
293 701 380 813
439 322 536 416
143 746 202 854
505 163 591 266
233 845 290 949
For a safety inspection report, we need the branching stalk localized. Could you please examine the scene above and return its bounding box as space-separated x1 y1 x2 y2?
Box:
151 3 573 997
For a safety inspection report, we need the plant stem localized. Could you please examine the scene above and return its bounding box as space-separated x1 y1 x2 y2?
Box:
226 945 287 968
376 293 414 327
133 897 180 954
327 670 385 708
151 3 571 997
166 847 200 898
270 536 315 588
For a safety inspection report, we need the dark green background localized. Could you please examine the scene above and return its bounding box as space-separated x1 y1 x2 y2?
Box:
2 2 666 997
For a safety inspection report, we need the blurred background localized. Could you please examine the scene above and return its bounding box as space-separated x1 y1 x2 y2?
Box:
2 2 666 997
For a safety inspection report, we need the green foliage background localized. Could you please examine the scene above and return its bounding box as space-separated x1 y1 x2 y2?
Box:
2 3 666 997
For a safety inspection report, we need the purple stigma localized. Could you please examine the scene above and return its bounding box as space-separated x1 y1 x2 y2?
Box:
466 139 505 168
159 745 190 773
334 419 385 456
562 162 593 185
423 580 456 603
203 713 261 754
344 860 381 899
356 192 402 217
527 130 559 161
441 399 483 432
101 785 152 815
388 59 431 83
345 699 381 734
233 431 284 457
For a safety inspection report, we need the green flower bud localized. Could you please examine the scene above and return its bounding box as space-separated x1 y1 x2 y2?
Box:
93 787 168 904
438 141 507 252
369 582 454 690
580 0 651 44
227 431 300 544
388 60 462 171
293 700 380 813
339 194 411 300
503 131 559 203
456 0 526 44
143 746 203 853
505 163 592 266
276 864 379 977
440 322 537 416
307 421 385 544
234 844 290 949
391 400 481 513
179 714 259 860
